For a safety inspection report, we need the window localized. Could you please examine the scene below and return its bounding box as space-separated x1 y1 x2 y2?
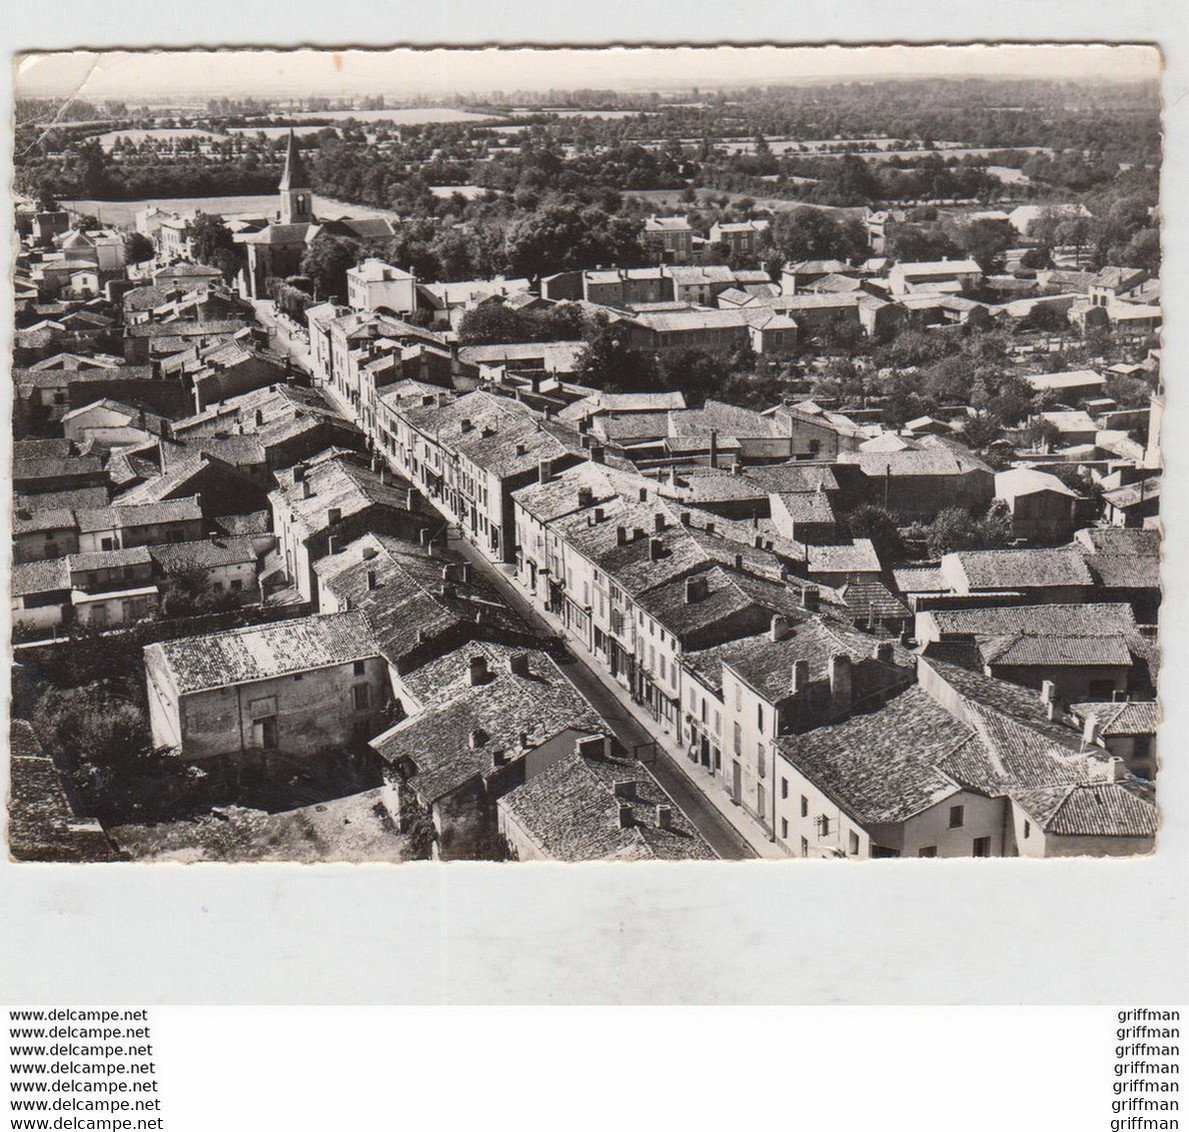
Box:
801 795 808 818
1023 821 1031 840
781 818 789 840
733 722 742 755
757 704 764 731
230 579 243 592
817 815 831 837
949 804 965 829
293 674 303 682
972 837 992 858
734 683 741 711
800 837 808 858
756 743 766 778
352 684 370 711
781 778 788 800
848 831 860 855
918 846 937 858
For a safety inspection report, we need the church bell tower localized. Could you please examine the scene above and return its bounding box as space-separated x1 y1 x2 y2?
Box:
278 129 313 225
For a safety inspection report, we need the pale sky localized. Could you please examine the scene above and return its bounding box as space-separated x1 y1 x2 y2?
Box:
16 44 1161 102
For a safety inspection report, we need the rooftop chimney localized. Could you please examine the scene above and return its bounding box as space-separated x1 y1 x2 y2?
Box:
617 804 634 830
538 459 553 484
733 552 743 570
593 506 606 523
709 429 718 467
578 487 594 510
468 654 488 687
302 479 313 499
516 442 528 456
616 525 628 546
589 444 605 464
791 659 810 693
460 417 473 433
362 545 378 561
468 728 486 750
873 642 895 664
327 507 342 526
649 537 664 561
508 653 530 678
829 654 853 713
770 614 789 642
654 513 666 533
754 534 764 549
685 576 707 604
1082 713 1101 748
367 569 378 590
613 780 637 800
492 749 508 768
638 487 648 503
705 521 716 536
801 585 820 612
656 804 673 830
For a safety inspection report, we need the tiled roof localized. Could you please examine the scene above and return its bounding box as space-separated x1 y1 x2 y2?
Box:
76 496 203 533
1075 527 1160 556
776 686 968 824
371 643 602 803
995 468 1080 499
840 578 909 620
840 446 992 477
15 487 109 512
807 540 880 574
269 456 416 536
13 506 78 534
313 533 527 665
146 611 378 695
499 749 716 861
1012 782 1157 838
12 558 71 596
1068 700 1160 737
742 464 840 494
892 566 948 593
983 634 1134 669
8 721 119 862
1103 477 1161 510
949 549 1094 590
926 602 1137 638
148 536 258 573
1085 553 1160 590
14 454 105 481
67 546 154 573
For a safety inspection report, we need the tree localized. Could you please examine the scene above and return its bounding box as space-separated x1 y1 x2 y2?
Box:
300 233 362 302
956 218 1014 273
843 505 906 564
960 413 1004 450
123 231 155 265
35 683 153 782
574 323 656 392
763 206 867 266
923 503 1011 557
157 568 243 619
457 304 533 345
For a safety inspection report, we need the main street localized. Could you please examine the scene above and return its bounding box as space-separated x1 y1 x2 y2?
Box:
442 533 761 861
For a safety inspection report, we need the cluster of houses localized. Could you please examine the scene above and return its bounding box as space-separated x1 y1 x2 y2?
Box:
9 148 1162 863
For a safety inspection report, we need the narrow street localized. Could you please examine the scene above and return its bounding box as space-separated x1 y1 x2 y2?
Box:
444 534 760 861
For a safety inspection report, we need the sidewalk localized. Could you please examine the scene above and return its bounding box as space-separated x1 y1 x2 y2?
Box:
450 540 786 861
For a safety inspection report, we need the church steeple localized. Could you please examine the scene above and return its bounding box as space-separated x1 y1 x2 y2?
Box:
278 129 313 225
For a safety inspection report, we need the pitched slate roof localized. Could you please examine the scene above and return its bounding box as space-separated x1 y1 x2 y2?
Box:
146 611 377 694
499 749 716 861
1075 527 1160 556
269 455 416 536
982 634 1134 669
807 540 881 575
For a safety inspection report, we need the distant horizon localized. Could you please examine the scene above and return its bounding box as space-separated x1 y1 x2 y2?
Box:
16 44 1162 103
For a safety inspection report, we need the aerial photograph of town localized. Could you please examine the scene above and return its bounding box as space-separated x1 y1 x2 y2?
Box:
7 44 1163 864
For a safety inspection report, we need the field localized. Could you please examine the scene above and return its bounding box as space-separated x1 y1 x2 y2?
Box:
62 193 398 228
283 107 496 124
92 127 223 152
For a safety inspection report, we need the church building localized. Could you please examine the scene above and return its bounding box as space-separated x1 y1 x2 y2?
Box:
238 131 399 302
